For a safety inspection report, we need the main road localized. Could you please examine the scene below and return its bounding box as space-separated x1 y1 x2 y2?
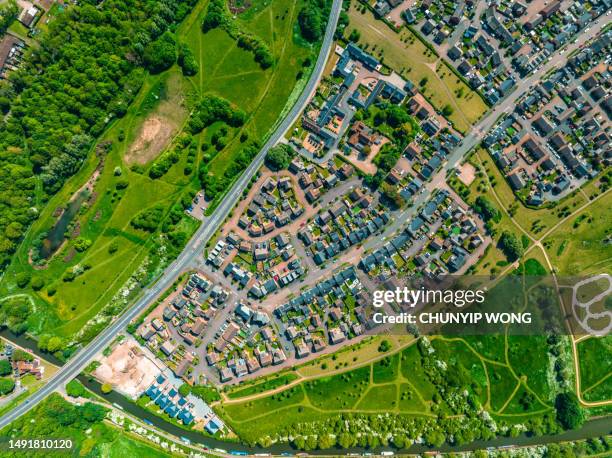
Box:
0 0 342 431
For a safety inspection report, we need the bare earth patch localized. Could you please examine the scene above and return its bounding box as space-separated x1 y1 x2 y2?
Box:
125 116 178 165
457 162 476 186
125 73 187 165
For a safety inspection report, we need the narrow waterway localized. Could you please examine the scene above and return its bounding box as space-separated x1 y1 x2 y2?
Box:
2 329 610 455
38 189 89 260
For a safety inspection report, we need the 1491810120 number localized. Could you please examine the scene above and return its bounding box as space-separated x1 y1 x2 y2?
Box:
7 439 73 450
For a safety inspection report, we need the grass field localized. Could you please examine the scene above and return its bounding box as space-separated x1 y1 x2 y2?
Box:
180 0 315 179
0 0 317 345
543 192 612 275
216 335 555 443
227 372 299 399
578 336 612 403
345 3 487 133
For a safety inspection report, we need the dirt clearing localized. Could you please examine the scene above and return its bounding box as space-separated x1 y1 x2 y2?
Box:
125 73 187 165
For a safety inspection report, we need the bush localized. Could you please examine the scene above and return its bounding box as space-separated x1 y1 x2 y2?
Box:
15 272 30 288
0 377 15 395
66 379 86 398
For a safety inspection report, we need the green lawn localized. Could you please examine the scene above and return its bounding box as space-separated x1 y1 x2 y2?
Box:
180 0 316 179
227 372 299 399
578 336 612 403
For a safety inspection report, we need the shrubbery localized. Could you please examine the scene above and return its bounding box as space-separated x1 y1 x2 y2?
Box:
188 95 246 134
131 205 165 232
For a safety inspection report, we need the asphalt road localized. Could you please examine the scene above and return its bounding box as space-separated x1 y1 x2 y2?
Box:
0 0 342 431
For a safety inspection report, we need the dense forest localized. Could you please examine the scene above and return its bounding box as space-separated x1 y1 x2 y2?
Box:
0 0 197 270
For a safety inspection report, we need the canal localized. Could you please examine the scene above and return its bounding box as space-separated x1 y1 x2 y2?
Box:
2 329 610 455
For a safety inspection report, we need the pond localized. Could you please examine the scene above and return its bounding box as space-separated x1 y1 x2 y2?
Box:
38 190 89 260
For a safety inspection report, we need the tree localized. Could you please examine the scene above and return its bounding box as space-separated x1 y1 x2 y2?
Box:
348 29 361 42
178 42 199 76
0 377 15 395
0 359 11 376
178 383 191 397
265 144 293 171
555 392 584 430
81 402 107 423
499 231 523 262
101 383 113 394
66 379 85 398
31 277 44 291
378 339 391 352
143 32 177 73
442 104 454 116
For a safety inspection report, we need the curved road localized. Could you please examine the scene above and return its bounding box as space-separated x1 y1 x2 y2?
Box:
0 0 342 431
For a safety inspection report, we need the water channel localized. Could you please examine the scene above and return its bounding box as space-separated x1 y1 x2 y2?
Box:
1 329 610 455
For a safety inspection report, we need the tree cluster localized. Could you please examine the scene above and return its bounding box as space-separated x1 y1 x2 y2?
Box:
0 0 197 270
130 205 165 232
0 0 18 36
188 95 246 134
265 144 293 171
298 0 329 42
237 33 274 69
178 42 199 76
499 231 523 262
143 31 177 74
473 196 501 223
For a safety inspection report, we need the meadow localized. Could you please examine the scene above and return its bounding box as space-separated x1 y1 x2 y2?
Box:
216 333 556 444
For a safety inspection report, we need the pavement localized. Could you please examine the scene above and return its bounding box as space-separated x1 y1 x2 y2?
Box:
0 1 605 432
0 0 343 431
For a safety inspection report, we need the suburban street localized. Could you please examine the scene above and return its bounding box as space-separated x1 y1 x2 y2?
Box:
0 0 606 433
0 0 343 431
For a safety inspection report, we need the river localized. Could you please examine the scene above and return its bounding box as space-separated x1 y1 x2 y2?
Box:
1 329 610 455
